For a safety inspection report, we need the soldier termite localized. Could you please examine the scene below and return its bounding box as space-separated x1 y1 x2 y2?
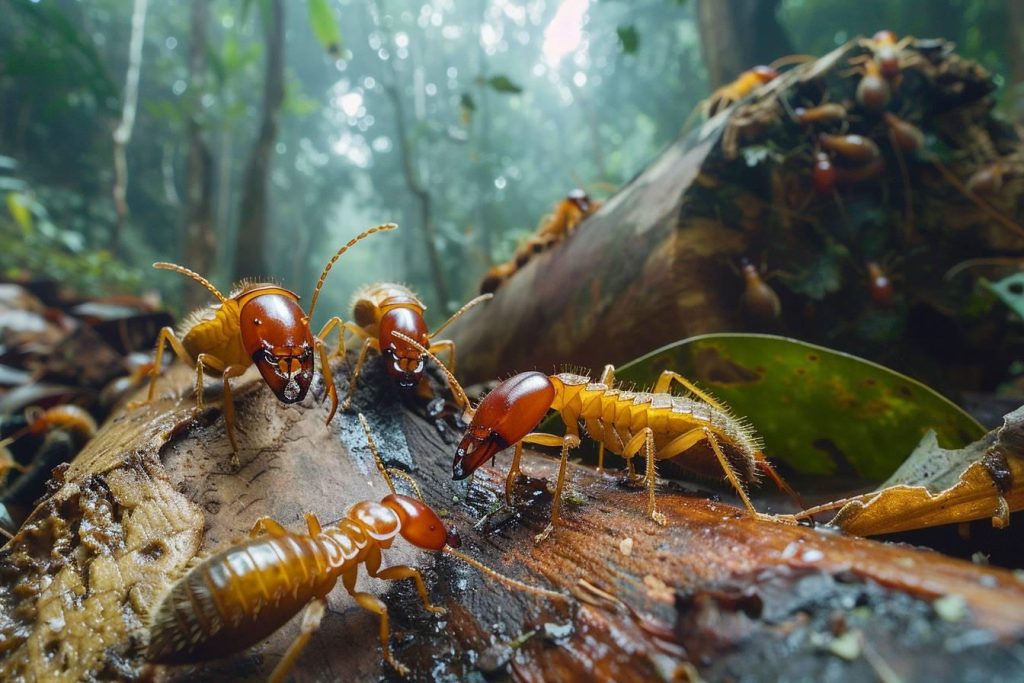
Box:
138 224 396 466
394 332 800 541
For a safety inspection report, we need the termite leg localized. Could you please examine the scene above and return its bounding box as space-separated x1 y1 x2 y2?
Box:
142 327 196 404
506 442 525 506
304 512 323 536
516 429 582 542
344 571 409 677
427 339 455 374
342 337 380 411
267 599 326 683
315 337 339 424
250 517 289 537
316 316 345 356
621 427 666 525
755 454 805 509
703 427 763 518
372 565 447 615
651 370 727 412
211 360 248 468
339 321 371 358
596 442 605 474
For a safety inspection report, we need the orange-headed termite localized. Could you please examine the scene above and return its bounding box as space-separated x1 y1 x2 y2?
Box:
139 224 396 466
145 414 566 681
395 333 800 541
341 283 492 408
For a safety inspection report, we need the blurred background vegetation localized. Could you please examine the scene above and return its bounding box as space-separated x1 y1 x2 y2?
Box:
1 0 1021 324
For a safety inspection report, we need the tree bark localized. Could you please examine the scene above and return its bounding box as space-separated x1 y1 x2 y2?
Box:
182 0 216 310
0 356 1022 681
696 0 792 89
232 0 284 281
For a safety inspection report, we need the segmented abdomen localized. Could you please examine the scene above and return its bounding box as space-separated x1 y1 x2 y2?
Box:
147 533 334 664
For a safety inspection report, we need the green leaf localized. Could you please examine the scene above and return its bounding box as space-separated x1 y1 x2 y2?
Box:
612 334 984 480
484 75 523 94
307 0 343 57
617 25 639 54
6 192 33 235
983 273 1024 319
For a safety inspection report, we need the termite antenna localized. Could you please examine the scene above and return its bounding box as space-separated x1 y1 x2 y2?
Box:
309 223 398 319
442 547 569 603
357 413 426 501
392 331 473 418
0 526 12 540
357 413 397 495
154 262 229 304
430 293 493 339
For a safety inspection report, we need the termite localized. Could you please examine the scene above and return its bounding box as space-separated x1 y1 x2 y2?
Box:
883 112 924 152
340 283 492 409
703 65 779 118
0 405 97 483
793 103 847 126
145 414 565 681
140 224 396 466
812 150 837 195
479 189 601 295
739 257 782 319
395 333 798 541
818 133 881 164
854 60 891 111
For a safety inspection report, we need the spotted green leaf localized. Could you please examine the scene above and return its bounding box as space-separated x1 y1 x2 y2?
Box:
613 334 984 480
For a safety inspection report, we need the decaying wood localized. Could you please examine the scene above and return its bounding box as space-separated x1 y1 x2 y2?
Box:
447 39 1024 388
1 357 1023 681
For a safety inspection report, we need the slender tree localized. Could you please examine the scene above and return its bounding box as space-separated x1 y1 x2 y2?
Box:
233 0 284 280
182 0 216 309
111 0 149 255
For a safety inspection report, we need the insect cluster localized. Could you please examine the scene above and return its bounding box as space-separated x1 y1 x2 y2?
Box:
82 202 796 678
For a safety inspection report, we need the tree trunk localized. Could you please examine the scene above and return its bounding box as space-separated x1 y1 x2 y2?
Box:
383 80 451 312
1 355 1022 681
182 0 216 310
696 0 792 89
110 0 149 256
232 0 284 281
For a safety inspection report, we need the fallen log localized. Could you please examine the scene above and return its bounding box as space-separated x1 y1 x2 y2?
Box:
0 357 1022 681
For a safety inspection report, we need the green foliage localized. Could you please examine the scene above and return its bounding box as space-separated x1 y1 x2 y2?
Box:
306 0 343 57
0 162 141 294
481 75 524 94
983 273 1024 320
613 334 984 480
616 25 640 54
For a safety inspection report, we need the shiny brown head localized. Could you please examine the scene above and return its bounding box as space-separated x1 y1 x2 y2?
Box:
378 307 430 388
453 371 555 479
239 287 315 403
382 493 450 550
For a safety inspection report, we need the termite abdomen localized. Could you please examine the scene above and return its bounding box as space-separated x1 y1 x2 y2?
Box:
147 535 330 665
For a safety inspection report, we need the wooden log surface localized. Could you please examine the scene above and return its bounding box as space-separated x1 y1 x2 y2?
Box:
1 357 1023 681
445 40 1024 389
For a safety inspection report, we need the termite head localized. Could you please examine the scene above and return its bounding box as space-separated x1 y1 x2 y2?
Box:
812 151 837 195
750 65 780 84
378 307 430 388
382 493 450 551
453 371 555 480
239 288 315 404
855 62 891 110
872 30 898 45
566 188 591 213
